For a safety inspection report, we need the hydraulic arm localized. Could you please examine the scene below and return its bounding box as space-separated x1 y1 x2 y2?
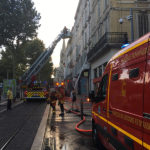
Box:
22 27 71 85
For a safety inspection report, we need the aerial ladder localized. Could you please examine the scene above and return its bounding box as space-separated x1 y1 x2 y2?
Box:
21 27 71 86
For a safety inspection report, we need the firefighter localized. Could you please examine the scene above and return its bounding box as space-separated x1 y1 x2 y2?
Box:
50 90 57 113
63 26 67 34
7 87 13 110
71 89 78 111
56 85 65 116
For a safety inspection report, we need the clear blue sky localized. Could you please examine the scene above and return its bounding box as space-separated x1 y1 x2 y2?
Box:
32 0 79 67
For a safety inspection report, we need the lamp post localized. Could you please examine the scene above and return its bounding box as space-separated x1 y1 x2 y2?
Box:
130 8 134 42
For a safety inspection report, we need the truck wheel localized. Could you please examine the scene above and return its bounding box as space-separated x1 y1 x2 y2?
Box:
92 122 105 149
92 123 99 146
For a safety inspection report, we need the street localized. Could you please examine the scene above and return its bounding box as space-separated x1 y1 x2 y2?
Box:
43 98 99 150
0 101 46 150
0 0 150 149
0 98 101 150
0 98 23 113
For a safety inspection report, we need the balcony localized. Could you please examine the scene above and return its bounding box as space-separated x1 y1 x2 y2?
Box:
87 32 128 62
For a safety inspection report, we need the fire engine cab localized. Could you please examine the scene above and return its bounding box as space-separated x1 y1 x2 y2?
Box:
91 32 150 150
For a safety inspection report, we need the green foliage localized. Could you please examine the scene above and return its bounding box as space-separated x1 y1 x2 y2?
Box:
0 45 26 81
23 39 45 65
0 0 41 47
21 39 54 82
0 49 13 81
0 0 41 79
38 58 54 82
0 39 54 83
0 0 53 83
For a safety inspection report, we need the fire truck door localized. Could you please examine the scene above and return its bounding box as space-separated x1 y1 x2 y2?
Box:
95 73 110 147
143 41 150 150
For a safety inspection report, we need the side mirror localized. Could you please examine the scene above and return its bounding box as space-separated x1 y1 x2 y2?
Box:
92 95 105 103
89 91 94 99
89 91 105 103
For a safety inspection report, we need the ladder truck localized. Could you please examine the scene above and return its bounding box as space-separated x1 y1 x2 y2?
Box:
22 27 71 101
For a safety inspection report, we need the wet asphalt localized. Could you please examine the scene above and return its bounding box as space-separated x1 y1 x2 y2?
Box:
43 99 98 150
0 101 46 150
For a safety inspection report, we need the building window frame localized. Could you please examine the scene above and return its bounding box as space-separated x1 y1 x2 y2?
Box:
138 12 149 37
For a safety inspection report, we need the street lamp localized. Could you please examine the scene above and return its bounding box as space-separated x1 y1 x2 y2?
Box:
119 8 134 42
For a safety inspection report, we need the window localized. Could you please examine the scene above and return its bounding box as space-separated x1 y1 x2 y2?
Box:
84 32 87 47
97 74 108 100
129 68 139 78
104 0 108 10
99 65 102 77
103 62 108 70
94 68 97 78
138 13 149 37
112 73 118 81
98 0 101 17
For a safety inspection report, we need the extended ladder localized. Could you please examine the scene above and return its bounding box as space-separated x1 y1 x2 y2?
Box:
22 27 71 85
74 56 88 89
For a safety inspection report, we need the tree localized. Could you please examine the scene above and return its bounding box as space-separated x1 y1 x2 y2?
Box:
23 39 45 66
0 45 26 81
0 0 41 78
0 0 40 46
0 49 13 81
0 39 53 83
22 39 54 82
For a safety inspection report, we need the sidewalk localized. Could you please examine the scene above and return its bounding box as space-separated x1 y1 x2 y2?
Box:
0 98 23 113
42 96 97 150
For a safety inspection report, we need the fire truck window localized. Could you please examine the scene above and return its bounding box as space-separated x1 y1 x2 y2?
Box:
112 73 118 81
97 74 108 100
129 68 139 78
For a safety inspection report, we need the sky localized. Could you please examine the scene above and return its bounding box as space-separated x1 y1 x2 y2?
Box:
32 0 79 67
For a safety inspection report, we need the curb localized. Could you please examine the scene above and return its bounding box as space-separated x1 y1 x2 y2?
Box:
31 104 50 150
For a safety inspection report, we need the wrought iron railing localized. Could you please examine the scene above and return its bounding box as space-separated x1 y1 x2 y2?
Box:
87 32 128 60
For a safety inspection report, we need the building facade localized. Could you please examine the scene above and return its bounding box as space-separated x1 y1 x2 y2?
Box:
62 0 150 96
54 40 66 84
88 0 150 93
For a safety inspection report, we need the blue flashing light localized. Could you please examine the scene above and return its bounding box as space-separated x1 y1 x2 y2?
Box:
121 43 130 49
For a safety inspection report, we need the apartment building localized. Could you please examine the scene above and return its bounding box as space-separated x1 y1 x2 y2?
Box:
54 40 66 84
88 0 150 93
63 0 150 95
64 0 90 95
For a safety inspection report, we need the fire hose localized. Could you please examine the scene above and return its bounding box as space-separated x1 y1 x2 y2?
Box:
65 98 92 133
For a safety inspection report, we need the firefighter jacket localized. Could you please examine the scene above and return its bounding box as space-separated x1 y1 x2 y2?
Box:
50 92 57 106
7 89 13 100
56 90 64 104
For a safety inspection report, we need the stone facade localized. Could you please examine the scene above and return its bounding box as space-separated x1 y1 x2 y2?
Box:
88 0 150 92
54 40 66 83
61 0 150 95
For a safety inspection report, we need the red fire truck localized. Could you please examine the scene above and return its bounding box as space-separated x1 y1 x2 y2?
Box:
91 32 150 150
21 27 71 99
24 81 48 101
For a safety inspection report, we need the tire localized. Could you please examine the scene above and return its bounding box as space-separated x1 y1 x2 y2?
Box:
92 122 106 149
92 122 99 146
